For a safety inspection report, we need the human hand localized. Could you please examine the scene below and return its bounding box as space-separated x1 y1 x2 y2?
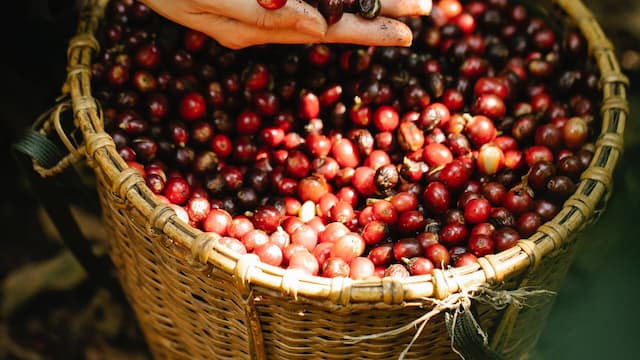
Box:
139 0 432 49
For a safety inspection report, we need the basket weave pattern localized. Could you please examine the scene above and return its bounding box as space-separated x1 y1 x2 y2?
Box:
60 0 629 358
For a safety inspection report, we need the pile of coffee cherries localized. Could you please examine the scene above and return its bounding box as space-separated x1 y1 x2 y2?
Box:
93 0 599 280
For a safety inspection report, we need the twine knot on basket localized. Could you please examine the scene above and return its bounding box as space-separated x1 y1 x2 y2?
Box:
345 284 555 360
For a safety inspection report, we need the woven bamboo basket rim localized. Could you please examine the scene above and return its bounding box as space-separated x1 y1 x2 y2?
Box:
62 0 628 306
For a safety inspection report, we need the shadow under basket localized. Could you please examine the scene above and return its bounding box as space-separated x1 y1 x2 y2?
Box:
44 0 628 358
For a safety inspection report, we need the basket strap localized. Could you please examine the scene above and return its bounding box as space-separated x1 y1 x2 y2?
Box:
12 128 117 291
445 307 505 360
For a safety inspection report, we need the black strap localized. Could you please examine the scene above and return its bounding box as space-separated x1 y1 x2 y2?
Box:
12 129 117 291
445 307 506 360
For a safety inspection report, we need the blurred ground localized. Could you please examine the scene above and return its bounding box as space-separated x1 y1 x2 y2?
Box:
0 1 638 359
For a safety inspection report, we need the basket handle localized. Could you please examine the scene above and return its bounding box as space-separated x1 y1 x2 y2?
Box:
12 104 118 291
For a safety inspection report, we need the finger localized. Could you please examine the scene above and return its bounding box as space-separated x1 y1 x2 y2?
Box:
197 0 327 37
183 12 320 49
325 13 413 47
380 0 432 18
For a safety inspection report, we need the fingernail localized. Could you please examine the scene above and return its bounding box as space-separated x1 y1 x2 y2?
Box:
398 26 413 47
418 0 432 15
296 19 327 38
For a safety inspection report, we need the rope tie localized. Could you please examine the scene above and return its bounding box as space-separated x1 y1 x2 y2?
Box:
328 276 353 306
590 40 614 54
73 95 100 118
66 64 92 79
111 168 144 206
432 269 454 300
596 133 624 152
66 33 100 58
186 232 219 272
85 132 114 163
234 254 260 295
381 277 405 305
78 0 105 20
536 223 566 250
146 204 176 236
600 97 629 113
564 197 594 223
600 73 630 86
580 166 613 192
280 269 304 301
484 255 505 284
515 240 541 270
477 257 498 285
191 232 220 264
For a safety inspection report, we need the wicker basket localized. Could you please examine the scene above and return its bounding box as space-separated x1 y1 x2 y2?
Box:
48 0 628 358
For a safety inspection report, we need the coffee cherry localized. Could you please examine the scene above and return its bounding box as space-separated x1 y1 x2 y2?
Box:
468 234 494 257
440 160 472 191
319 0 344 24
164 177 191 205
397 121 425 152
528 161 556 192
408 257 435 276
477 144 505 175
425 243 450 269
516 211 541 237
557 155 583 181
535 124 563 152
204 209 233 235
285 150 311 179
533 199 559 221
298 175 330 203
464 198 491 224
454 253 479 267
374 164 400 194
482 182 506 206
503 188 533 216
424 143 454 167
423 182 451 215
252 205 283 233
546 175 576 201
466 115 497 148
255 243 284 267
322 257 350 277
256 0 288 10
358 0 381 19
525 145 554 166
384 264 410 279
563 117 588 149
420 103 450 131
493 227 520 251
331 233 365 263
299 91 320 120
397 211 426 235
288 250 319 275
472 94 506 119
291 224 318 251
179 92 206 122
440 223 469 246
393 238 423 261
332 138 360 168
